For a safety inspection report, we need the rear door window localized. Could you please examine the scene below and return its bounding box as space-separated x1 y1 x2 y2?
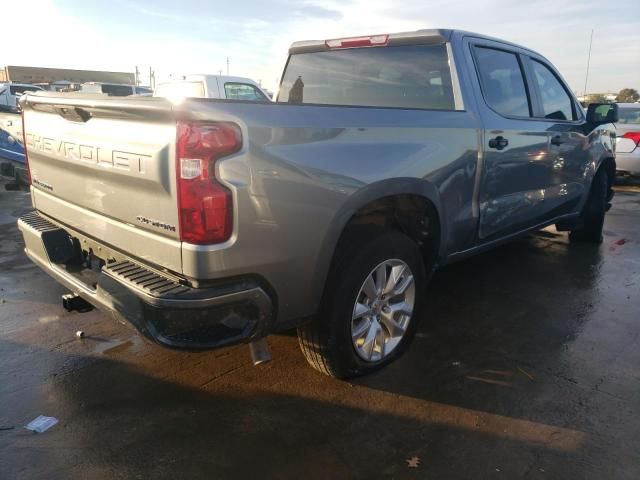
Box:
530 60 575 121
473 47 531 117
278 44 455 110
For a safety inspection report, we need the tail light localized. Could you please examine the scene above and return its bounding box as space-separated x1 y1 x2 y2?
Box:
176 121 241 244
21 112 31 185
622 132 640 147
325 34 388 49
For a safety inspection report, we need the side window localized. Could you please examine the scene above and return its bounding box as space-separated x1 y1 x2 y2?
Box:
473 47 530 117
101 84 134 96
10 86 39 95
224 83 267 101
530 60 575 121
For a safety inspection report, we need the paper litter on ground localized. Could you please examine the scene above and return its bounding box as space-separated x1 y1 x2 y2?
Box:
25 415 58 433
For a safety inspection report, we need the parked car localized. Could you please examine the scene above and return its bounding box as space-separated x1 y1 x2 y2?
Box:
0 83 43 112
615 103 640 176
0 112 24 163
18 29 617 378
154 74 270 101
80 82 153 96
34 81 82 92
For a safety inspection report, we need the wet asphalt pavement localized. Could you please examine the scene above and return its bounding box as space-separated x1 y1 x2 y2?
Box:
1 181 639 479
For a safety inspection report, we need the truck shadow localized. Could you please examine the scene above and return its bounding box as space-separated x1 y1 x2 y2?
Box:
2 228 620 479
0 334 593 480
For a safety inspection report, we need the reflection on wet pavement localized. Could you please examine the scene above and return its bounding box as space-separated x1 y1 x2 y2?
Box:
1 184 639 479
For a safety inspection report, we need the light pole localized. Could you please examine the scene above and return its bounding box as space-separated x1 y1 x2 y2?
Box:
583 29 594 98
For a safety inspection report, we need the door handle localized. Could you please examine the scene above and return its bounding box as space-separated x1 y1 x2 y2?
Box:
488 136 509 150
550 135 564 146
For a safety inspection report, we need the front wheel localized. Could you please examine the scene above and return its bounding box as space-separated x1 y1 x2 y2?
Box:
297 228 426 378
569 169 609 243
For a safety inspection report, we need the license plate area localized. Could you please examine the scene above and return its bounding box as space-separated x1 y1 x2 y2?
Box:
42 230 111 291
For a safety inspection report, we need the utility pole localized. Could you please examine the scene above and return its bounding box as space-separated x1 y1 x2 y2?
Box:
149 67 155 89
135 65 140 86
226 57 230 75
583 29 594 98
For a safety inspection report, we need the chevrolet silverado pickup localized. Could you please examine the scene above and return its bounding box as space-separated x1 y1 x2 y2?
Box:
17 29 617 378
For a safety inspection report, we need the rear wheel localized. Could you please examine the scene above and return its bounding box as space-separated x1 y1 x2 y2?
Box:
297 228 426 378
569 168 609 243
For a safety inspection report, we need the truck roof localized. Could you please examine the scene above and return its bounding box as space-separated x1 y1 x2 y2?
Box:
289 28 535 55
82 82 134 86
159 74 262 85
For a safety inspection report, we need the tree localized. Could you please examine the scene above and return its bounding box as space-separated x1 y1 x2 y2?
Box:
584 93 608 106
615 88 640 103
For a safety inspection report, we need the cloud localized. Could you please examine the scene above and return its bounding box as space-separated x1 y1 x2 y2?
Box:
4 0 639 93
294 3 343 21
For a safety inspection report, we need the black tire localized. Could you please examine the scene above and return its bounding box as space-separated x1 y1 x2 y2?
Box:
569 168 609 243
297 227 427 378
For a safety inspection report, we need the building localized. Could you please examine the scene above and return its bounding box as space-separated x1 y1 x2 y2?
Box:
0 66 135 85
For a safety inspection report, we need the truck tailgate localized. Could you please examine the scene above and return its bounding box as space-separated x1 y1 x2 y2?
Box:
22 94 182 272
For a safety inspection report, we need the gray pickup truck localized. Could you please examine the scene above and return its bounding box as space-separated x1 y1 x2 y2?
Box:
18 29 617 378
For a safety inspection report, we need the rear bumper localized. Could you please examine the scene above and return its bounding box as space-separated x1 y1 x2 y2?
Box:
616 150 640 176
17 211 274 349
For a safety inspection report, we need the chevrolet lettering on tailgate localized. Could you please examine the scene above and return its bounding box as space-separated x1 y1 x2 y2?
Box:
25 133 149 173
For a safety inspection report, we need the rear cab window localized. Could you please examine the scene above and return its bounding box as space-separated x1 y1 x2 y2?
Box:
278 44 456 110
224 83 268 101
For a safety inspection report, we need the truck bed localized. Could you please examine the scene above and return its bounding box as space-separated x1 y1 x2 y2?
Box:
22 91 479 322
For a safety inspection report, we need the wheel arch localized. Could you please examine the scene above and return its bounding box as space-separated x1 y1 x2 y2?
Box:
597 155 616 204
308 178 445 314
598 156 616 181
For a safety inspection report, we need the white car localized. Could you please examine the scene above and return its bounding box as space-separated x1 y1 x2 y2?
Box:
154 74 271 101
80 83 153 96
615 103 640 176
0 83 43 112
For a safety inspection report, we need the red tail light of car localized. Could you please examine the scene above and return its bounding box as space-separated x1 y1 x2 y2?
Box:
176 121 241 244
622 131 640 147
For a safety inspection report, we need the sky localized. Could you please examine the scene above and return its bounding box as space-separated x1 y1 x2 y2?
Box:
3 0 639 94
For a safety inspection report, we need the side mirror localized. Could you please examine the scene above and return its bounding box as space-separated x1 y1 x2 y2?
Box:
586 103 618 124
